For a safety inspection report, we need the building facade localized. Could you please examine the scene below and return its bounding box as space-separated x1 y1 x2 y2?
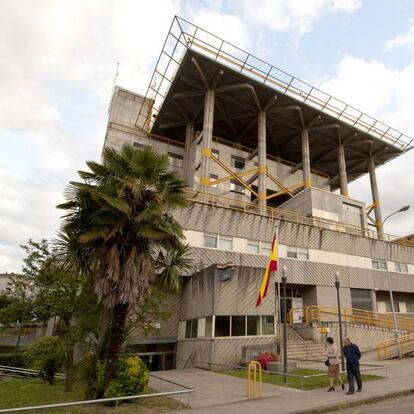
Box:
102 17 414 369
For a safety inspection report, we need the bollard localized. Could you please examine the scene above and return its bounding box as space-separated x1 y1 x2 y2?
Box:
247 361 263 400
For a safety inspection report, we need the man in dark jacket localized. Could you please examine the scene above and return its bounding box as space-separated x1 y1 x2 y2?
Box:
343 337 362 394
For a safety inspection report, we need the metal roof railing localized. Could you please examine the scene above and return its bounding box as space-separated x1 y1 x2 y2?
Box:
136 16 413 152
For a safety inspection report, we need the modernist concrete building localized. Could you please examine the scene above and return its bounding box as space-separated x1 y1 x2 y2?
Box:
103 17 414 369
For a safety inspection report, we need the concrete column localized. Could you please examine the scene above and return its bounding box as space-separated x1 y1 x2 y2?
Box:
258 111 267 208
338 143 349 197
184 121 195 187
301 128 312 188
200 90 215 192
368 157 384 239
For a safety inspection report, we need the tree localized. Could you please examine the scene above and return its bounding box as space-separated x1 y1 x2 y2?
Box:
0 239 100 391
57 144 189 387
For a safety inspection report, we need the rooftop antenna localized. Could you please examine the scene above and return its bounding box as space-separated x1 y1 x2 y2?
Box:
107 62 120 116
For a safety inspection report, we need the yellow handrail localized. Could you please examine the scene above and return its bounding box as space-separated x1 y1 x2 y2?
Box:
288 305 414 333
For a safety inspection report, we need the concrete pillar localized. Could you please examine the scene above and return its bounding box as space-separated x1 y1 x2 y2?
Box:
368 157 384 239
301 128 311 188
200 90 215 192
258 111 267 208
184 121 195 187
338 143 349 197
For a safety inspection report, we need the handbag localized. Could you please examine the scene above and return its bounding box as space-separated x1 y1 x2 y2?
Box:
324 358 330 367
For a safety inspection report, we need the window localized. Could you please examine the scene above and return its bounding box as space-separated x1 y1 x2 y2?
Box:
218 236 233 251
212 148 220 159
298 247 309 260
351 289 373 311
395 262 408 273
247 316 260 336
168 152 183 168
210 174 218 189
287 247 297 259
231 155 245 170
185 319 198 338
261 242 272 257
372 260 387 270
215 316 230 337
286 246 309 260
230 180 245 194
133 142 149 149
386 301 400 312
261 316 274 335
203 234 233 251
231 316 246 336
247 240 260 254
406 302 414 313
204 234 217 248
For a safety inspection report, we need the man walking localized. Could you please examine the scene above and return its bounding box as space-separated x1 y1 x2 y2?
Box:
343 337 362 395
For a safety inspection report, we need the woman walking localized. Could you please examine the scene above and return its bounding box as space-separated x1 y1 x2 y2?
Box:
326 337 344 391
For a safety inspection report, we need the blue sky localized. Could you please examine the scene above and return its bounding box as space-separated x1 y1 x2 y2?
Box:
1 0 414 271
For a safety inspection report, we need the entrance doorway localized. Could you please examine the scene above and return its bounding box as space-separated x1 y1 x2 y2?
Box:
280 288 303 323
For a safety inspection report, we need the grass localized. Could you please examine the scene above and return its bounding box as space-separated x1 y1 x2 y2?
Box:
218 368 383 390
0 378 186 413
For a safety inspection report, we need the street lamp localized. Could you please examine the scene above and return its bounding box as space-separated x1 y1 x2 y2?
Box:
383 205 410 225
282 264 288 384
334 272 345 372
388 272 401 359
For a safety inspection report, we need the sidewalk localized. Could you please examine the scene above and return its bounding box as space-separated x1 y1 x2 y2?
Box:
163 358 414 413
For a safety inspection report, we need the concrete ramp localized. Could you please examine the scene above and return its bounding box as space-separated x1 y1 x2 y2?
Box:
149 368 299 408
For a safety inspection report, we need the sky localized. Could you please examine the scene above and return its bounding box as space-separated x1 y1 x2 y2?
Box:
1 0 414 272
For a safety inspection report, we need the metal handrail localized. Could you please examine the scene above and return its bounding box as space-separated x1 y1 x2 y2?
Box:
0 373 194 413
289 306 414 333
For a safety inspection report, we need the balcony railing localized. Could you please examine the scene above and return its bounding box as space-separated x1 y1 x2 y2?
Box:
184 189 412 247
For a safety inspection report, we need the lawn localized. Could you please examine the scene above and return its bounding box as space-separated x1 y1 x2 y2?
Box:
218 368 383 390
0 378 186 413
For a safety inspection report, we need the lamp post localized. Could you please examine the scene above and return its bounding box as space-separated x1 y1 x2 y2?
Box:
334 272 345 372
383 205 410 225
388 273 402 359
282 264 288 384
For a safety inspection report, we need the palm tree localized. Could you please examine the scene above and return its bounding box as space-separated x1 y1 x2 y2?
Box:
57 144 189 386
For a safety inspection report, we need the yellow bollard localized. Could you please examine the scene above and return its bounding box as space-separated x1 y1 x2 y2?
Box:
247 361 263 400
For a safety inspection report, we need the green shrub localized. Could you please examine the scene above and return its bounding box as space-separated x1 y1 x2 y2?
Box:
23 336 65 384
104 356 149 398
0 352 25 367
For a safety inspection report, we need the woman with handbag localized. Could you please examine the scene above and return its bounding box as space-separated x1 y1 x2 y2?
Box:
326 337 344 392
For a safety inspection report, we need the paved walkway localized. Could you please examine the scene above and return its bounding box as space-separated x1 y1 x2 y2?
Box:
151 357 414 413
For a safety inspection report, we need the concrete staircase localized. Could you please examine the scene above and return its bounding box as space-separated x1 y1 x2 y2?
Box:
283 326 326 361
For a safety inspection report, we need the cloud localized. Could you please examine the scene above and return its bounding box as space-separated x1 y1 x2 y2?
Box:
385 21 414 51
320 56 414 236
188 9 250 49
240 0 361 35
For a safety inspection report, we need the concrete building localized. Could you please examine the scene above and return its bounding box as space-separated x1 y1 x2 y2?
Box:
0 273 18 294
103 17 414 369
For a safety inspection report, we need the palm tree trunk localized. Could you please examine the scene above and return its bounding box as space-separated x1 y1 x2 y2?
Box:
104 302 129 387
64 345 74 392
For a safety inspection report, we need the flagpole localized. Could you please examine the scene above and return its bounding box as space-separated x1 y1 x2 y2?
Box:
274 223 281 355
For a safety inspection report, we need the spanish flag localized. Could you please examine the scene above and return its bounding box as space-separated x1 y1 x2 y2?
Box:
256 234 278 307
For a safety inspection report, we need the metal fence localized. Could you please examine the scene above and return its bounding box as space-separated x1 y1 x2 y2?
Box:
0 371 194 413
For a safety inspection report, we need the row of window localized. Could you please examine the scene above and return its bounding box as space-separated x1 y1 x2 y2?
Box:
372 260 409 273
184 315 275 339
203 234 310 260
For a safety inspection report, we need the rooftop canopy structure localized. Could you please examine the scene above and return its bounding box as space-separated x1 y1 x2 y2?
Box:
136 16 413 238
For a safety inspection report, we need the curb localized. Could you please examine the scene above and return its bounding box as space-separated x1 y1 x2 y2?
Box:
288 388 414 414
